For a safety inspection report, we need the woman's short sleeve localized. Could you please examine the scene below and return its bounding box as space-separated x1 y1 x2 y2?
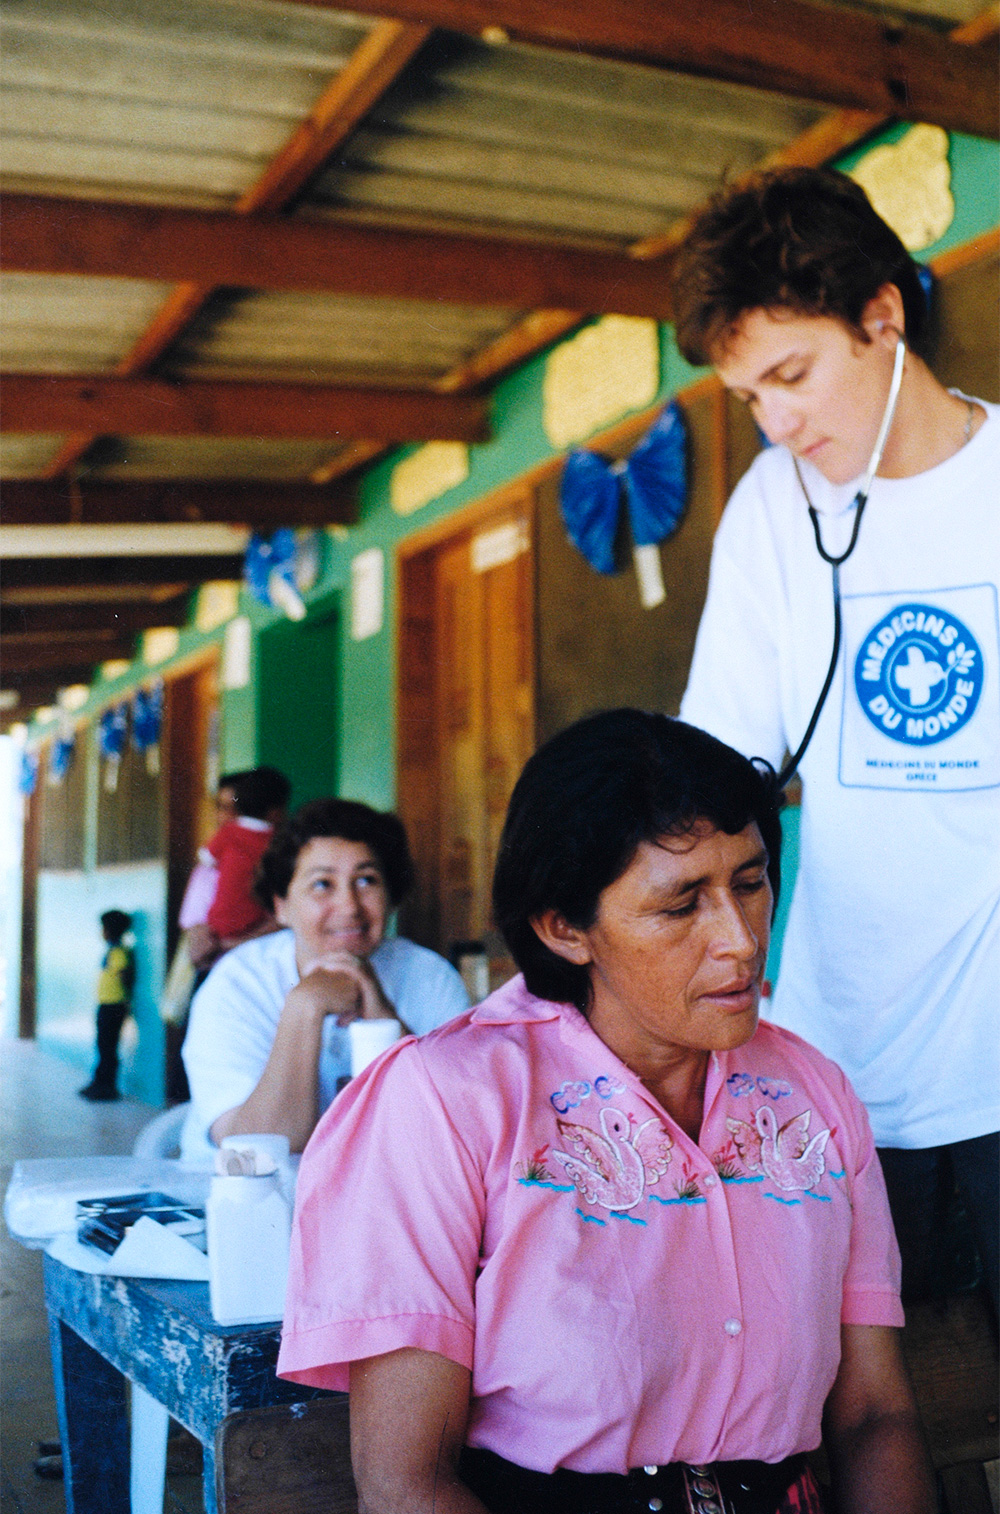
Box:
277 1033 483 1390
837 1080 904 1328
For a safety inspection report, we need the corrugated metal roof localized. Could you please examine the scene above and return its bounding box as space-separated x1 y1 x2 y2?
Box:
0 0 375 207
0 272 173 371
304 35 827 247
0 433 68 476
91 435 351 479
165 289 525 386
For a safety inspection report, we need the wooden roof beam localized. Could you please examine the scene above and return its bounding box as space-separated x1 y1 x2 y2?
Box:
0 582 194 606
2 556 246 593
1 598 191 637
0 479 356 528
2 635 142 674
293 0 997 138
2 375 488 442
1 195 678 317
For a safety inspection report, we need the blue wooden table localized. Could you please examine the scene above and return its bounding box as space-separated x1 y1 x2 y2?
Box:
43 1253 324 1514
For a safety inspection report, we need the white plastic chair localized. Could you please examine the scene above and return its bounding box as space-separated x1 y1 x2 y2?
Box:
131 1101 189 1160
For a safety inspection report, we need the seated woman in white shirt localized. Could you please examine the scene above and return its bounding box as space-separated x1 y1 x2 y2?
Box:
180 798 469 1158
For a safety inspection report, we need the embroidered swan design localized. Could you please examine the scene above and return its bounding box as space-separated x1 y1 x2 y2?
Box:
726 1106 831 1192
551 1107 673 1211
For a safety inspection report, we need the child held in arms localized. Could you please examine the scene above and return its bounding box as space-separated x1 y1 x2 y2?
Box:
184 766 292 973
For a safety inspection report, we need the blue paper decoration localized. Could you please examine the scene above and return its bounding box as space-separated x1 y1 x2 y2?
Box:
49 730 75 785
558 450 621 575
244 528 320 620
560 401 688 575
19 749 38 796
99 702 129 760
132 681 163 752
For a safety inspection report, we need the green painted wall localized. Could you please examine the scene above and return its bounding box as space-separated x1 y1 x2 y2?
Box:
256 596 341 806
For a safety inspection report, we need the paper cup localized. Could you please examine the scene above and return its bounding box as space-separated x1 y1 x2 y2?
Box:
348 1017 403 1077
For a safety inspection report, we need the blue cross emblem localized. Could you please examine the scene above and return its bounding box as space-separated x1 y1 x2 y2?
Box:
854 603 983 746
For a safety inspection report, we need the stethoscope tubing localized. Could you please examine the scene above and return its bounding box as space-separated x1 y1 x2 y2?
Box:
777 337 906 788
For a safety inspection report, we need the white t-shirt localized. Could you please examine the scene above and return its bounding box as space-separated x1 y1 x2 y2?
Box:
180 929 470 1159
681 400 1000 1150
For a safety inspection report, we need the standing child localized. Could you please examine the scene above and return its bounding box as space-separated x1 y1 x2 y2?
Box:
80 910 135 1102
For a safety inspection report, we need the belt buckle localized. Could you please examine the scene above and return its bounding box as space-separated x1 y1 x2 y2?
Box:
681 1463 731 1514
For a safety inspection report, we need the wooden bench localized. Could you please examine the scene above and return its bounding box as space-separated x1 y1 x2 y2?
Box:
215 1395 357 1514
901 1290 999 1514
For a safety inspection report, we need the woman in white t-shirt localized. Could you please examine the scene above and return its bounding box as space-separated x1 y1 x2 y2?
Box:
673 166 998 1310
181 798 469 1157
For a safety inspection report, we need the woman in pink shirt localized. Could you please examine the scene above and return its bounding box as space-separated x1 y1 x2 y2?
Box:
278 710 932 1514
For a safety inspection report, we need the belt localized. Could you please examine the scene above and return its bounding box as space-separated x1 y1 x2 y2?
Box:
458 1446 818 1514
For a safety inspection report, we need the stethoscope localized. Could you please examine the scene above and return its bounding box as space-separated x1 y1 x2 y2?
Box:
776 334 907 788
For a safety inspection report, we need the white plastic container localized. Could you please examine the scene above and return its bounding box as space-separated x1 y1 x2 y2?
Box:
348 1016 402 1076
206 1170 291 1326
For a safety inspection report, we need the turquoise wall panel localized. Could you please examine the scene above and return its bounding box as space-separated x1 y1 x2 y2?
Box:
36 863 166 1104
767 803 800 988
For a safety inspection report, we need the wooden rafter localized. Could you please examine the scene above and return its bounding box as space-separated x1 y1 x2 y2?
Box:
2 375 488 442
309 439 389 487
2 635 141 673
0 479 356 529
290 0 998 139
2 556 245 593
39 19 432 481
1 598 191 637
2 195 679 316
0 582 192 606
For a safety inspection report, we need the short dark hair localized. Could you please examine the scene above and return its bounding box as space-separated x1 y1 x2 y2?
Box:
101 909 132 939
226 766 291 821
492 710 783 1012
256 798 416 910
671 166 927 365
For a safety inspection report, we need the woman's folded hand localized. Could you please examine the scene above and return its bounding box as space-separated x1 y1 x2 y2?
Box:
299 952 396 1025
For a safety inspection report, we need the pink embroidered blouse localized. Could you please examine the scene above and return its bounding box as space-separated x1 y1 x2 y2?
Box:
278 975 902 1473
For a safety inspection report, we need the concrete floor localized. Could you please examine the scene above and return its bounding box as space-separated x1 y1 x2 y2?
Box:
0 1039 203 1514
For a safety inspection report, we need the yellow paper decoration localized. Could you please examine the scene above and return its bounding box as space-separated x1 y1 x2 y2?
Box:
143 628 180 666
849 125 954 252
196 580 240 632
391 442 470 516
543 316 660 448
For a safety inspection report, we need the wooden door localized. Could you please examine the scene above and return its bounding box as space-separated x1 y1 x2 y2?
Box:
398 499 535 969
164 658 219 961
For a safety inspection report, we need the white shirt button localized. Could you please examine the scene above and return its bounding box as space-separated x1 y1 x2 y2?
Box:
643 1465 658 1475
703 1174 717 1188
648 1501 663 1511
723 1317 743 1336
